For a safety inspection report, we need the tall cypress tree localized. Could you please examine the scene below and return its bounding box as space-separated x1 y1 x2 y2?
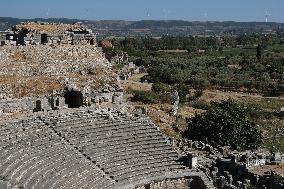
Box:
256 44 262 61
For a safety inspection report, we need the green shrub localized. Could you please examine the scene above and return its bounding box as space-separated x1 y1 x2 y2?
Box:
152 82 171 94
131 91 160 104
175 84 189 103
189 89 204 101
270 174 284 183
190 100 211 110
184 99 263 150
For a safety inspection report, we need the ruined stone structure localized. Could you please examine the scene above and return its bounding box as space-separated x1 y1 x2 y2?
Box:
118 62 145 81
0 23 217 189
280 107 284 117
110 52 129 64
177 139 284 189
1 22 283 189
0 25 122 113
1 22 96 46
0 108 214 189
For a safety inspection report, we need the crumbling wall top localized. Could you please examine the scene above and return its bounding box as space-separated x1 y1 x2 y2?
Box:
16 21 88 34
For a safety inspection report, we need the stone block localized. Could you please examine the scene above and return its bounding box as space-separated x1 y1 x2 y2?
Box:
186 154 198 169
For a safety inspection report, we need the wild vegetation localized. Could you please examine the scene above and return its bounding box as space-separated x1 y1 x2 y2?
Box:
113 35 284 95
109 34 284 152
183 99 263 150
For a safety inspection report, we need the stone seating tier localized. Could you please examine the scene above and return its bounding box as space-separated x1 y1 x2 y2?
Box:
0 109 199 189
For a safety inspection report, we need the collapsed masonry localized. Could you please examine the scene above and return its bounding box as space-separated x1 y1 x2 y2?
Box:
0 44 124 114
0 22 124 114
0 22 96 46
176 139 284 189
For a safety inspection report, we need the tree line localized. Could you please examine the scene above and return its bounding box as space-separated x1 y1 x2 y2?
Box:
109 35 284 95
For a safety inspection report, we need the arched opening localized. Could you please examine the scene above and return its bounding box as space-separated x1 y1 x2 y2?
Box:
33 100 42 112
56 98 60 106
41 33 48 44
90 38 95 45
64 91 83 108
17 29 29 45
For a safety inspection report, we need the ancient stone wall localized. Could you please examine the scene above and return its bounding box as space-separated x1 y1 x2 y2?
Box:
0 22 125 115
178 139 284 189
0 97 35 114
1 22 96 46
0 95 67 115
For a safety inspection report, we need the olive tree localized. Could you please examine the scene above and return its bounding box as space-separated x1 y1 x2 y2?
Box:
184 99 262 151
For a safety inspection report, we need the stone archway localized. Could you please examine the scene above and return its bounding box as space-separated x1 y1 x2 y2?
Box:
41 33 48 44
90 38 95 45
64 90 83 108
33 100 42 112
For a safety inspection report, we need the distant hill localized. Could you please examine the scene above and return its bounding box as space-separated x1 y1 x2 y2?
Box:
0 17 21 30
85 20 134 30
126 20 282 29
0 17 133 31
1 17 283 36
126 20 283 36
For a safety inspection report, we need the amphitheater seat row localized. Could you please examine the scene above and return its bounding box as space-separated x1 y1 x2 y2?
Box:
50 113 189 184
0 109 192 189
0 114 116 189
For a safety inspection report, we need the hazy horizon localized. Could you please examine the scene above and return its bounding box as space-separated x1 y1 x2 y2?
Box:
1 0 284 23
2 17 284 24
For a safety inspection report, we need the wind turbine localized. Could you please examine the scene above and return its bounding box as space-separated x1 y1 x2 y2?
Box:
45 8 50 19
146 11 150 19
204 11 208 22
265 11 271 23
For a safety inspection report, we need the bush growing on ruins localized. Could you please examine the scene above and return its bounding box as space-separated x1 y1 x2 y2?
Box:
190 100 210 110
131 89 172 104
188 89 203 101
175 84 189 103
131 91 160 104
152 82 171 94
184 99 263 151
270 174 284 184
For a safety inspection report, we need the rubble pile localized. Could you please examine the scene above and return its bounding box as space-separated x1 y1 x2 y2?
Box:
177 139 284 189
0 22 124 115
0 45 120 98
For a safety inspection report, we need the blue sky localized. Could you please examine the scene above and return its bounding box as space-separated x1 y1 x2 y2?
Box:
0 0 283 22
